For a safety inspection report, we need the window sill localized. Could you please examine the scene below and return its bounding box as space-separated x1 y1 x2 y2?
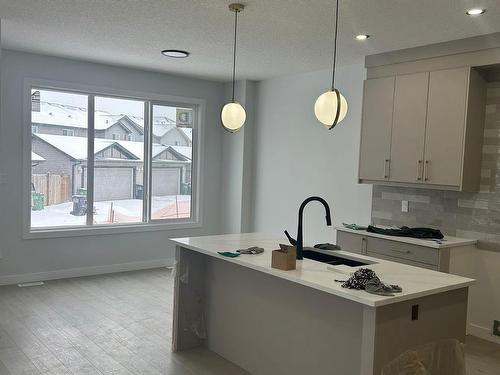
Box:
24 220 203 240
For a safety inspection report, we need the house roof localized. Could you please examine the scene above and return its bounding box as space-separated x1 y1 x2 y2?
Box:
31 152 45 161
33 134 190 163
32 102 191 141
169 146 192 161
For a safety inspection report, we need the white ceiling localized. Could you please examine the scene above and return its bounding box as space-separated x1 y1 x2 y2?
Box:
1 0 499 81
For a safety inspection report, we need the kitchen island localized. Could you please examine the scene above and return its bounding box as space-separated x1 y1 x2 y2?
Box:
170 233 474 375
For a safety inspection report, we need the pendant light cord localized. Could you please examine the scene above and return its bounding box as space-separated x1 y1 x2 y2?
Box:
232 9 239 102
331 0 339 90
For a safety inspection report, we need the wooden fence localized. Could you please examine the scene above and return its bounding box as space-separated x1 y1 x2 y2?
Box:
32 173 71 206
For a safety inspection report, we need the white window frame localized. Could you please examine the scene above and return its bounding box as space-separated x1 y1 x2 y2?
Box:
23 78 205 239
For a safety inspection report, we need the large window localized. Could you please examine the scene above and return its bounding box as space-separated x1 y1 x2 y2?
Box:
29 86 197 232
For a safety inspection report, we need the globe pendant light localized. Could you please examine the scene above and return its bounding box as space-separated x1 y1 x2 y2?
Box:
314 0 348 129
221 3 246 132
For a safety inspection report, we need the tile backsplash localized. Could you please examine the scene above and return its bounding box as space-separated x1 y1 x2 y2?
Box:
371 80 500 245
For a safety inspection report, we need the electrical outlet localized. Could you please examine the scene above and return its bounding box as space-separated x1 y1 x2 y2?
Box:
401 200 409 213
494 320 500 337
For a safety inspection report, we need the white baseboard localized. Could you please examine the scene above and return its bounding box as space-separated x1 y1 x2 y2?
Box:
468 323 500 345
0 258 174 286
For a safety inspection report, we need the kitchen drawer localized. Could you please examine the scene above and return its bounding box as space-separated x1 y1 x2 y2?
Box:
366 237 439 266
337 231 365 254
366 251 439 271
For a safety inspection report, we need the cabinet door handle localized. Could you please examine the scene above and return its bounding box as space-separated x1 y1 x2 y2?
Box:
424 160 430 182
391 248 412 254
361 237 367 255
384 159 390 179
416 160 423 181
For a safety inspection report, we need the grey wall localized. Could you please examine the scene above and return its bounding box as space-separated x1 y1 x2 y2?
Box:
32 138 74 177
33 123 87 137
160 129 190 146
220 80 257 234
0 50 225 282
105 122 131 140
251 60 373 244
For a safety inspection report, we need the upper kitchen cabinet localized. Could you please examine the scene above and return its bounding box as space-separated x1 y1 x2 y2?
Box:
424 68 487 189
390 72 429 184
358 76 395 181
358 67 487 191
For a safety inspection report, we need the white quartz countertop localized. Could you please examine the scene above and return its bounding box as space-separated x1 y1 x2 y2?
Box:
336 227 477 249
170 232 475 308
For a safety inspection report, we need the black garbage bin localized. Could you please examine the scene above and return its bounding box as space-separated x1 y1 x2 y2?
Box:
70 194 87 216
135 184 144 199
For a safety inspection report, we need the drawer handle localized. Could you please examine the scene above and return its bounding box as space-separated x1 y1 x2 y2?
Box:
384 159 390 179
416 160 423 181
391 249 412 254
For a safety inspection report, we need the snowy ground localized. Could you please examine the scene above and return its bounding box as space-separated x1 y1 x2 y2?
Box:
31 195 191 228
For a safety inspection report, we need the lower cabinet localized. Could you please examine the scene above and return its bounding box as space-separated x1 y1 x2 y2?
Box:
337 230 449 272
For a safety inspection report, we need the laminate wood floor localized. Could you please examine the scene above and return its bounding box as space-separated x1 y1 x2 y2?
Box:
0 268 248 375
0 268 498 374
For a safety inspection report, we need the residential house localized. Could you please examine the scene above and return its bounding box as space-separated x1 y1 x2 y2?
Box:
32 133 191 202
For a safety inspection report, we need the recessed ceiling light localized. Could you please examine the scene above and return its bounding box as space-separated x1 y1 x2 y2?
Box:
466 8 486 16
355 34 370 41
161 50 190 58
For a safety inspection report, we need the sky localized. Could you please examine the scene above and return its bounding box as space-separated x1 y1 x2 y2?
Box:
36 89 177 118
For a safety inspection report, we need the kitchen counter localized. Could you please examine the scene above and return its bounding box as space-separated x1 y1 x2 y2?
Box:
336 226 477 249
170 233 474 375
171 232 474 307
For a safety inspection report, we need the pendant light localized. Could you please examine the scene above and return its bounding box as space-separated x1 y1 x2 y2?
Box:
314 0 348 129
221 3 246 133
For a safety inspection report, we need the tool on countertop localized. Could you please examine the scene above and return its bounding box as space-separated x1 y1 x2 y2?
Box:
367 225 444 239
314 243 341 250
335 268 403 297
237 246 264 254
342 223 368 231
217 251 241 258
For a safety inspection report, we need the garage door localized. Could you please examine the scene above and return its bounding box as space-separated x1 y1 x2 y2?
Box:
152 168 180 196
94 168 134 201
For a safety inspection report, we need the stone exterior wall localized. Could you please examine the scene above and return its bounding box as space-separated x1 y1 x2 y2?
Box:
371 79 500 243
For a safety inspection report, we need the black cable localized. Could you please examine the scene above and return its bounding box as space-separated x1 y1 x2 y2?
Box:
232 9 238 102
331 0 340 90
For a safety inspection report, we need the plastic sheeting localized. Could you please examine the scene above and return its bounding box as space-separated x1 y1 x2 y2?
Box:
172 260 207 340
381 339 465 375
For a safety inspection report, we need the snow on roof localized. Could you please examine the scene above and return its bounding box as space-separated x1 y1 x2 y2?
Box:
31 152 45 161
32 102 88 129
153 116 176 126
33 102 193 140
169 146 192 161
35 134 112 160
34 134 190 163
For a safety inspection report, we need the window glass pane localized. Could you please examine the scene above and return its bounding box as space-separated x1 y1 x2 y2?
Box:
151 104 193 220
93 96 145 224
31 89 88 228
